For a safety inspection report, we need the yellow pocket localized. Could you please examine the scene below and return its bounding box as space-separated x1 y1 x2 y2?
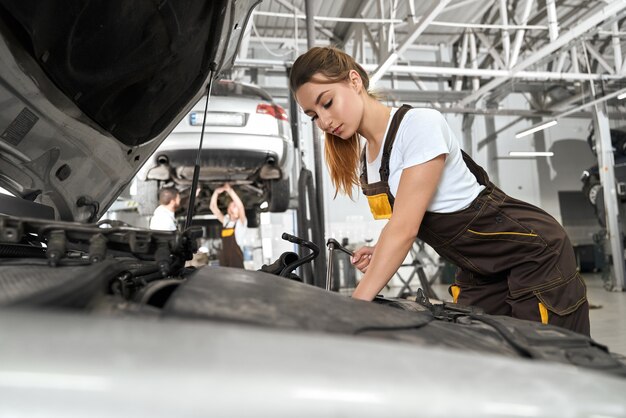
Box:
221 228 235 237
538 302 549 325
450 285 461 303
366 193 393 220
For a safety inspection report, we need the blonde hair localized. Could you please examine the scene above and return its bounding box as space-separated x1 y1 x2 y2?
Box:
289 47 372 198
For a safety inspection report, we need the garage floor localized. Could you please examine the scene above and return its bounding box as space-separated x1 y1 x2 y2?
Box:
584 273 626 356
420 273 626 356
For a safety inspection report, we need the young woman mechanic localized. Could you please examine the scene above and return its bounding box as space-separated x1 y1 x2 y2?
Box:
210 183 247 268
290 46 590 335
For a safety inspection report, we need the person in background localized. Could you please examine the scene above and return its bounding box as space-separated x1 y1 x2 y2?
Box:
289 46 589 335
149 187 180 231
210 183 247 268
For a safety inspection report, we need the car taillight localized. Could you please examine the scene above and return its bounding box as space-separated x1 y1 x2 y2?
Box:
256 103 288 121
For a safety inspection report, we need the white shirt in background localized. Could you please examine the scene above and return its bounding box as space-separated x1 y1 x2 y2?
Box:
150 205 177 231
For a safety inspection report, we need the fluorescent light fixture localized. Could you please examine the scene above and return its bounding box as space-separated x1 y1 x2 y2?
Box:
618 92 626 100
514 120 558 139
508 151 554 157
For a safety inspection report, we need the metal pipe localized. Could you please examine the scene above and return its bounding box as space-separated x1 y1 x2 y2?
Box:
251 10 548 30
593 106 626 291
469 31 480 91
454 32 469 91
570 46 580 73
545 0 559 41
499 0 511 67
234 58 624 81
510 0 534 67
304 0 327 286
612 22 623 73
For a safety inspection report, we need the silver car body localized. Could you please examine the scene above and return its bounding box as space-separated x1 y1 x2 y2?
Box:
1 309 626 418
151 81 294 183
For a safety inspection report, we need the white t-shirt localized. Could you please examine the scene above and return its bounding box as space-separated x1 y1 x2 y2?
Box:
223 215 248 250
149 205 177 231
366 107 485 213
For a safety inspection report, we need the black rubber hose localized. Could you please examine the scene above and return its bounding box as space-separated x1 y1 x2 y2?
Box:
0 244 46 258
280 233 319 277
297 169 314 284
297 168 327 287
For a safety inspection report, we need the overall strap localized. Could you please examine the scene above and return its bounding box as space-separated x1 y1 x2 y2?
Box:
360 104 413 184
459 149 491 187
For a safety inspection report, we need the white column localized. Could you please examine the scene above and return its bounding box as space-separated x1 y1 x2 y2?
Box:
593 106 626 291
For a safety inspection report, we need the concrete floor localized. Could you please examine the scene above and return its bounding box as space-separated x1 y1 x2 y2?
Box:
585 273 626 356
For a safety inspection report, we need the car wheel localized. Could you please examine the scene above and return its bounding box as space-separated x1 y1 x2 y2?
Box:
268 178 290 212
246 208 260 228
585 181 602 206
594 187 606 228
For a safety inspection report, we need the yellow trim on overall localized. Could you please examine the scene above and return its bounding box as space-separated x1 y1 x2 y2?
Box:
221 228 235 238
367 193 393 220
450 285 460 304
538 302 549 324
467 229 538 237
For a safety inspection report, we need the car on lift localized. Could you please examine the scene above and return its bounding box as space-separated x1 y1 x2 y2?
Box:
0 1 625 416
137 79 294 227
581 128 626 227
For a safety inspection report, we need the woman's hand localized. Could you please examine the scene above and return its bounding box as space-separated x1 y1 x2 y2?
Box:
351 245 376 273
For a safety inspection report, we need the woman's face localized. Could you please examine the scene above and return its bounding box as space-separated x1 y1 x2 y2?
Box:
295 71 364 139
227 201 239 219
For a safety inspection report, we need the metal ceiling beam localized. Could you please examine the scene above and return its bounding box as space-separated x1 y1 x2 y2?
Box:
271 0 338 42
458 0 626 107
370 0 452 84
510 0 535 67
234 58 624 81
593 104 625 291
611 21 623 73
584 41 616 74
334 0 373 47
499 0 511 67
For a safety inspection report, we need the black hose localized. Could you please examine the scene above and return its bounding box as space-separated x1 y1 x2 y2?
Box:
0 244 46 258
279 233 319 277
297 169 314 284
297 168 327 286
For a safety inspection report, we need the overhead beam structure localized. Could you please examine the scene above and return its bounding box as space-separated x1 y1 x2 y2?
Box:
458 0 626 106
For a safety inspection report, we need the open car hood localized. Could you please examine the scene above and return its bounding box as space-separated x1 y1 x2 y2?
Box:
0 0 260 221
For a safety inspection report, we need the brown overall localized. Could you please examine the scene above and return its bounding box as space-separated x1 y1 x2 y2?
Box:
219 225 244 268
360 105 590 335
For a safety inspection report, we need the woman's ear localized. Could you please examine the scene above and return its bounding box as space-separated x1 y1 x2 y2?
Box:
348 69 363 92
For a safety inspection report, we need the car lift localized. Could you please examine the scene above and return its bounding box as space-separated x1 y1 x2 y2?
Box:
393 240 442 300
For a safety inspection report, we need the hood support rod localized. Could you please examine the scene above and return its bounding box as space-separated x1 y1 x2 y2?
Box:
184 68 215 231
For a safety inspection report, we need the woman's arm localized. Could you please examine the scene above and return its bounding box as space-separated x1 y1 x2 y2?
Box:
209 186 226 225
352 154 446 301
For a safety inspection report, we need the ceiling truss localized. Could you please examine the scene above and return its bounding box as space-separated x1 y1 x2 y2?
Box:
238 0 626 116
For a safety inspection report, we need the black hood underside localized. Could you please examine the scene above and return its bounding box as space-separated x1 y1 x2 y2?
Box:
0 0 229 146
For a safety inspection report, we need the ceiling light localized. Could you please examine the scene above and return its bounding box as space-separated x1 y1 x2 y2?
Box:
514 120 558 139
508 151 554 157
